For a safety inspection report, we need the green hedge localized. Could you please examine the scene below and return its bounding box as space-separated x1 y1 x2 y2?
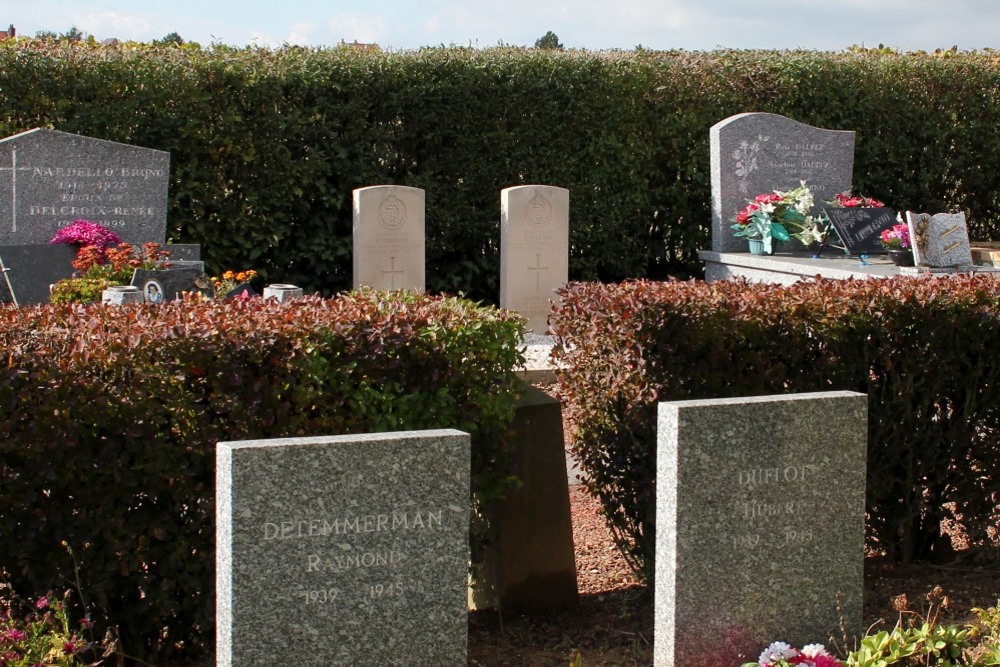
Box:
2 42 1000 298
0 292 523 662
551 277 1000 581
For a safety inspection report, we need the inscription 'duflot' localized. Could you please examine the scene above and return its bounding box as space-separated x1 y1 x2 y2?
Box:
731 463 819 550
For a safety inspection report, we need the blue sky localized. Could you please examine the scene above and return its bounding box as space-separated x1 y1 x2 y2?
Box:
9 1 1000 52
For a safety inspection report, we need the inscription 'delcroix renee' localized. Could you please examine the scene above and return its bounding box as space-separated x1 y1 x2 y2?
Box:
731 463 819 550
260 506 446 606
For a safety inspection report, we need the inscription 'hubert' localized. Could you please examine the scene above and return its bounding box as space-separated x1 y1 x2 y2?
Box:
263 509 443 540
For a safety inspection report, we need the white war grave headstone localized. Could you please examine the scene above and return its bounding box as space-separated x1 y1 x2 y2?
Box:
710 113 856 252
655 391 867 666
500 185 569 334
216 430 470 666
353 185 425 291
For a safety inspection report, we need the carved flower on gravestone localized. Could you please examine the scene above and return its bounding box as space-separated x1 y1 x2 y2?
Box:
733 134 769 194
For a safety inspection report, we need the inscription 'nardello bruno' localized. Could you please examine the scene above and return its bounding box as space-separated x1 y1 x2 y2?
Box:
263 509 444 540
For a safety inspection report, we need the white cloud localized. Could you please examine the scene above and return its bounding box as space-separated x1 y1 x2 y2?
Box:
71 11 155 41
285 22 322 46
325 13 387 45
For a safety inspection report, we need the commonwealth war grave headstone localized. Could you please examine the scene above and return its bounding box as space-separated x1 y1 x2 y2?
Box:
353 185 425 291
216 430 470 666
499 185 569 333
0 128 169 245
710 113 856 252
655 392 867 666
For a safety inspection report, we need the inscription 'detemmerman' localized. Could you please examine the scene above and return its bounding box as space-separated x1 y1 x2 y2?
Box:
262 509 444 540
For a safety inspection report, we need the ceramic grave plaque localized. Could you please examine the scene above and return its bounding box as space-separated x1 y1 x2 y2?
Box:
499 185 569 334
905 211 974 267
0 128 169 245
353 185 425 291
216 430 470 666
824 207 898 255
654 392 867 666
710 113 855 252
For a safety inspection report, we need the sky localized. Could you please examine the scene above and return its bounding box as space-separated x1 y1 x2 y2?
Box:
8 1 1000 53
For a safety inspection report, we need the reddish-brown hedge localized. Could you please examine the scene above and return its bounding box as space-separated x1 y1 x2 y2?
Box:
0 291 523 662
552 276 1000 581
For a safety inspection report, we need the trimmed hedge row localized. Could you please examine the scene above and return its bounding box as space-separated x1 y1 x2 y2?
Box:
2 42 1000 298
0 292 524 662
551 276 1000 581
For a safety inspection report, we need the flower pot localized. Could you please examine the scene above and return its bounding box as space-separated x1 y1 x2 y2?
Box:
887 249 914 267
747 238 773 255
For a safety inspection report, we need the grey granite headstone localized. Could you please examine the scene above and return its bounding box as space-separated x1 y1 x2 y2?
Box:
711 113 856 252
216 430 470 667
905 211 973 268
655 391 867 666
0 128 169 245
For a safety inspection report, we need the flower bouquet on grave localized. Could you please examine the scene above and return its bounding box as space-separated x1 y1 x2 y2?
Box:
208 269 258 299
879 219 915 266
50 234 172 304
731 182 823 255
825 191 885 209
741 641 842 667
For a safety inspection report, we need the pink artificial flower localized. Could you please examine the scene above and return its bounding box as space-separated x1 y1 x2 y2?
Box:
34 596 48 611
62 640 76 655
3 629 24 641
50 220 122 251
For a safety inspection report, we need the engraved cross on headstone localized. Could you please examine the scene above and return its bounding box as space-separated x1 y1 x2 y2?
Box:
0 149 31 234
382 256 404 289
527 253 549 292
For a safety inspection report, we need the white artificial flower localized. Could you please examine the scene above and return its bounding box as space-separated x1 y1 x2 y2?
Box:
801 643 830 657
759 641 796 664
795 190 814 214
